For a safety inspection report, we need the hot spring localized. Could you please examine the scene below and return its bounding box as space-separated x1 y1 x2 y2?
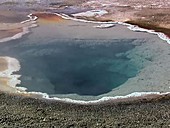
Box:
0 17 166 100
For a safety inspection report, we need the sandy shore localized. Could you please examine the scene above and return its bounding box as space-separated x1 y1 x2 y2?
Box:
0 57 21 93
0 10 25 38
0 8 38 94
0 28 23 41
0 8 37 42
0 58 10 92
0 58 8 71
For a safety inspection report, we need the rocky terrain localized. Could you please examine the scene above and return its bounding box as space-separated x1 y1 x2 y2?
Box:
0 92 170 127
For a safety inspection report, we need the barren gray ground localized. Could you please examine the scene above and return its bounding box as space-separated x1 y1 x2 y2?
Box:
0 92 170 127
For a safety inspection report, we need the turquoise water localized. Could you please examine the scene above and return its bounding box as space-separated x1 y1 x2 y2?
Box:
0 22 145 96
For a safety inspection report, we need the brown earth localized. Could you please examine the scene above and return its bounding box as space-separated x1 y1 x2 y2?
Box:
0 58 8 71
33 13 65 23
0 28 23 40
68 0 170 37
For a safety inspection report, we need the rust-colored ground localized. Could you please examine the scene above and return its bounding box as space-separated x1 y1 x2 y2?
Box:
33 13 65 23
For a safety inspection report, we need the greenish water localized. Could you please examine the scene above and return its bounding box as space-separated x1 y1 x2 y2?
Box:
0 22 145 96
0 38 141 96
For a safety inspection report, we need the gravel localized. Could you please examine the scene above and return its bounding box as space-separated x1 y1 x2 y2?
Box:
0 92 170 127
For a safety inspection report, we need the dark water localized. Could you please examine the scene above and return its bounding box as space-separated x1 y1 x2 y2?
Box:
0 36 140 96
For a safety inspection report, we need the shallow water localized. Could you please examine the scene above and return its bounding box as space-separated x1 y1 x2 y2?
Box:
0 20 159 97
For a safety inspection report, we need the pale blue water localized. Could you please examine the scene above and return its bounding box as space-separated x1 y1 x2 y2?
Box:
0 22 145 96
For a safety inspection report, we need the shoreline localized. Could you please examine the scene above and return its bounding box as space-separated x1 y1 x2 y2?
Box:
0 14 38 43
0 14 38 93
0 12 170 105
0 57 21 93
54 12 170 44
